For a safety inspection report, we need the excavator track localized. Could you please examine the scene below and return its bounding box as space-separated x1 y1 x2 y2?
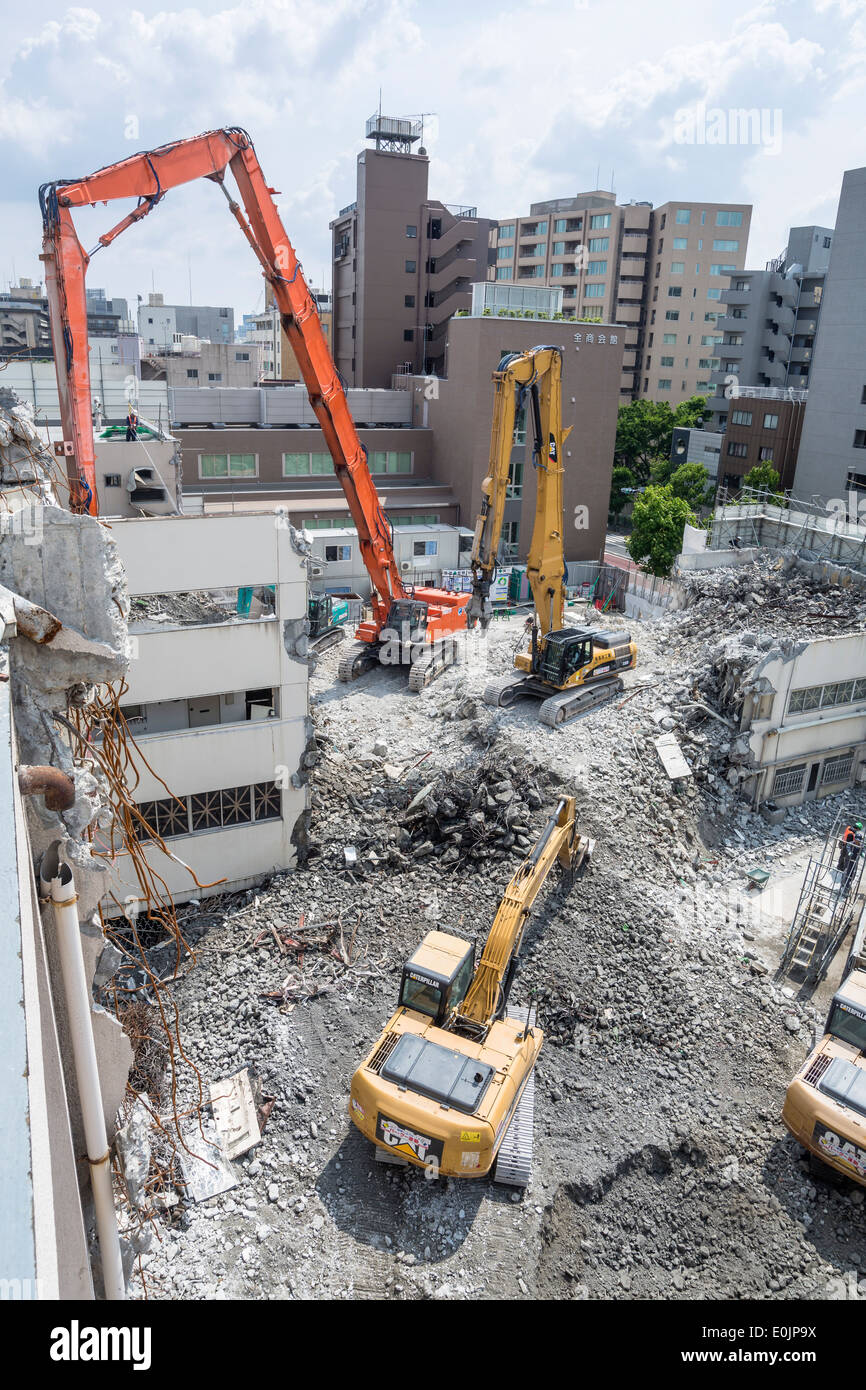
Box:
337 642 380 683
310 627 345 655
537 676 624 727
491 1005 535 1189
482 675 531 708
408 638 462 692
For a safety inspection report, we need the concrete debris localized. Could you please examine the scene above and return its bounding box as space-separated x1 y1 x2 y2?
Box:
654 732 693 781
210 1069 262 1160
129 571 866 1302
115 1095 153 1210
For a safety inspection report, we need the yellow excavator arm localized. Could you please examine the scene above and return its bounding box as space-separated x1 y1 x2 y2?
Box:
458 796 585 1026
468 346 572 633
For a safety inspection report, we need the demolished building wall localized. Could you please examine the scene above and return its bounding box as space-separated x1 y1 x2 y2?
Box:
104 511 312 907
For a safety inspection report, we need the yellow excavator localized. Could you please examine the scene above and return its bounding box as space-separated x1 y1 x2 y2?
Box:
782 913 866 1186
469 346 636 726
348 797 592 1185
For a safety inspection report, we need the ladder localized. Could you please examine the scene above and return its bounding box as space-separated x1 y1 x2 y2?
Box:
782 810 866 985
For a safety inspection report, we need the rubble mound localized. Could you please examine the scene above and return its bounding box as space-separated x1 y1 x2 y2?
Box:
672 553 866 642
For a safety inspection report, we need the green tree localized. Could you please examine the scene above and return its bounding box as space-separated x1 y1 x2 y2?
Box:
609 465 635 521
670 461 710 509
742 461 782 497
673 394 708 431
626 484 696 577
614 400 674 484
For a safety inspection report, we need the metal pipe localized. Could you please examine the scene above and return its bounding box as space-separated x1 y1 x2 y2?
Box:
39 843 126 1301
18 764 75 812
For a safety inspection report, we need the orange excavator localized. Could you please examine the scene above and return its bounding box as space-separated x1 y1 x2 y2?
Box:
39 127 469 687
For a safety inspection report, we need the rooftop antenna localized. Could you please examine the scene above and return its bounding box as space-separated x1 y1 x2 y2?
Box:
596 163 600 188
610 169 615 194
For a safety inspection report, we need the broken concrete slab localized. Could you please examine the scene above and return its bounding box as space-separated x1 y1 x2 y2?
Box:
654 733 693 781
210 1069 262 1160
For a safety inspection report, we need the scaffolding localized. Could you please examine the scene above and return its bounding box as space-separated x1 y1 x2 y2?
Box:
781 810 866 986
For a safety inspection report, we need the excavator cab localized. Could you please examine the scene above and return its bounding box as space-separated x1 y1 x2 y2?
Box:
537 630 592 686
398 931 475 1027
308 593 333 638
384 598 429 647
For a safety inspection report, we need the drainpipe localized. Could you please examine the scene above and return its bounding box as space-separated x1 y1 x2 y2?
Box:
39 843 126 1301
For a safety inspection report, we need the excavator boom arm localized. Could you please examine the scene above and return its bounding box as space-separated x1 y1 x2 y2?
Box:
468 346 570 633
459 796 579 1026
40 128 404 620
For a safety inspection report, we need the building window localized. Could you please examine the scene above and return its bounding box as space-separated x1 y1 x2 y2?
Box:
324 544 352 562
670 262 685 274
413 539 438 557
663 333 677 344
665 310 680 321
496 267 511 279
710 264 736 276
789 679 866 714
822 752 855 785
854 430 866 449
405 259 416 273
587 260 607 275
199 453 257 478
584 283 605 298
660 356 674 367
405 295 415 308
499 224 515 239
590 213 611 229
235 352 250 361
727 441 748 458
716 210 744 227
675 209 691 224
657 379 672 390
707 288 722 300
208 372 222 382
406 225 417 238
759 447 775 461
763 413 779 429
772 764 805 797
551 264 564 277
668 287 682 298
731 410 752 425
370 451 412 474
503 520 520 553
672 237 688 250
253 782 281 821
713 239 740 252
104 473 122 487
187 369 199 379
403 329 414 342
507 458 523 498
497 246 513 260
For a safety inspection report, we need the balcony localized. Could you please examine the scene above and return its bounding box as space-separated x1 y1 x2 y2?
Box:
615 303 642 323
616 282 643 301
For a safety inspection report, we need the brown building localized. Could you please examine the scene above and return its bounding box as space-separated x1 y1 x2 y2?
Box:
413 313 623 565
490 194 752 406
719 389 806 489
179 423 458 529
330 116 493 387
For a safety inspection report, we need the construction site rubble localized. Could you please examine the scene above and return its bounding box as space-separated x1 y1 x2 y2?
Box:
129 556 866 1300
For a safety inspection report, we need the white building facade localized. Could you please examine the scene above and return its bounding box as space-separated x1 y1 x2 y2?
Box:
105 512 312 907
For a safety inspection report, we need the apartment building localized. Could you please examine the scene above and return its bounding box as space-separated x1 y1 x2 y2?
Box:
706 227 832 436
0 278 52 357
85 287 130 338
138 292 234 349
794 168 866 504
330 115 494 386
490 194 751 405
718 388 807 490
141 338 263 389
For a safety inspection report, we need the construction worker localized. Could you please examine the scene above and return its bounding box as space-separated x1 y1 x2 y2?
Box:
839 824 856 873
125 406 139 442
844 821 864 891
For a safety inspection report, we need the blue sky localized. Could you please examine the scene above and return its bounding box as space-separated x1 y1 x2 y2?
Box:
1 0 863 321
